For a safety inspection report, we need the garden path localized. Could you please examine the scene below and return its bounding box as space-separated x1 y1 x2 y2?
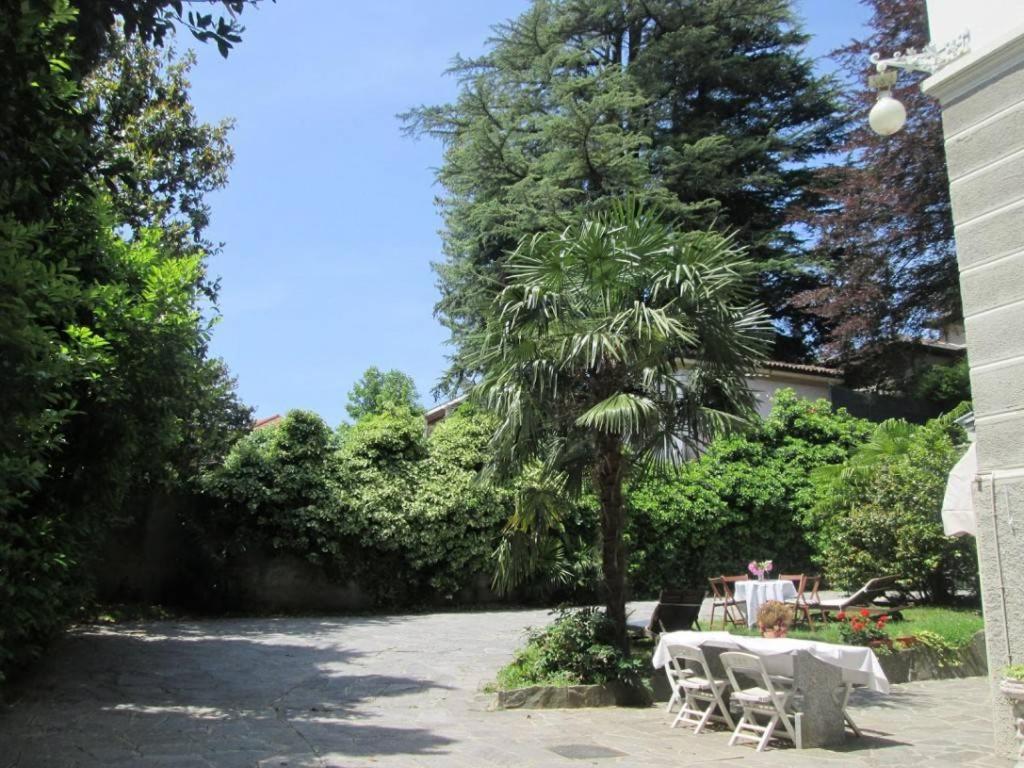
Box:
0 605 1011 767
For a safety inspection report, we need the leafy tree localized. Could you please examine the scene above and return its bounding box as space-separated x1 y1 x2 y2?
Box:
70 0 256 67
81 31 252 482
84 32 235 254
345 367 422 421
404 0 839 392
0 0 250 680
475 200 771 648
793 0 957 386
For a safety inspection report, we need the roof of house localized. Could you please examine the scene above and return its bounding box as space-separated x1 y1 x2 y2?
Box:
761 359 844 379
916 338 967 354
421 360 841 427
425 395 467 425
253 414 283 430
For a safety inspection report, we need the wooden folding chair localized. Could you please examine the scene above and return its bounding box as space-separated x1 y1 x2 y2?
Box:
787 574 820 630
665 643 735 734
720 651 799 752
708 576 746 629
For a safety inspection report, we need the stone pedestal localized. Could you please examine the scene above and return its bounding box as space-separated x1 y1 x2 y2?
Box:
791 651 847 748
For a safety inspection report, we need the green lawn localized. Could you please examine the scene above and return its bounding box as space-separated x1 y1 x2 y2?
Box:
727 606 984 647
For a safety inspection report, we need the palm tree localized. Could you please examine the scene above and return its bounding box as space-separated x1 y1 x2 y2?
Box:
470 199 772 649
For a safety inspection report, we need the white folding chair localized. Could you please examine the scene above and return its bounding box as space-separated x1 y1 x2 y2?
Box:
665 644 735 734
663 649 693 713
720 651 799 752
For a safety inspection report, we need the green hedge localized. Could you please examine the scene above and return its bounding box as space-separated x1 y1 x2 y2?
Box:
626 390 871 596
200 391 978 608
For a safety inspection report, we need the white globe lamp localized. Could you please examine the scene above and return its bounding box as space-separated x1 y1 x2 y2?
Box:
869 90 907 136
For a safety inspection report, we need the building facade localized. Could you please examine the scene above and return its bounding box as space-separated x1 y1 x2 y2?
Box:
922 0 1024 756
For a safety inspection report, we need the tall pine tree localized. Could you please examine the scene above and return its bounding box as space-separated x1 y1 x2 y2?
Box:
404 0 839 393
793 0 957 388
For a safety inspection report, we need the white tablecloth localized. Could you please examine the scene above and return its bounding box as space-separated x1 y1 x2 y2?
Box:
733 579 798 627
652 630 890 694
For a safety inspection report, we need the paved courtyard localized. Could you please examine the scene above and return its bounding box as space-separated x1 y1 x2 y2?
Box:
0 606 1014 767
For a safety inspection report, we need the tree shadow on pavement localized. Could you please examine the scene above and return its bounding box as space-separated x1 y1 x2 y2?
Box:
0 622 457 767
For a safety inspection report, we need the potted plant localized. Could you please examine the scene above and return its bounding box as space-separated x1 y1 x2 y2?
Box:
836 609 893 651
757 600 794 638
1000 664 1024 702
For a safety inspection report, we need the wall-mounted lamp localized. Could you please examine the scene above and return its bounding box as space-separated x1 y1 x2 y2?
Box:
867 31 971 136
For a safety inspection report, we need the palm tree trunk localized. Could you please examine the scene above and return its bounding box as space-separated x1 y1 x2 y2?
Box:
595 434 629 652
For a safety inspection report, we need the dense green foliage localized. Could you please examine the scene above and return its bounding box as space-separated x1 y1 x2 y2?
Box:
807 415 976 601
200 383 978 622
345 367 422 422
627 390 871 595
202 406 521 604
911 360 971 413
0 2 249 682
404 0 839 392
495 608 647 690
201 411 341 565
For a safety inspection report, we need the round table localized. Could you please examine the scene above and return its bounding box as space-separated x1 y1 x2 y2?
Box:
733 579 798 627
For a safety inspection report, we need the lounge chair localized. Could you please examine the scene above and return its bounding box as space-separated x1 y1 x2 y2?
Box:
646 587 705 636
815 575 907 619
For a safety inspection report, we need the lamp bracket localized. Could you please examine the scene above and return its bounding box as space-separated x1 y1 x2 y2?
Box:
870 29 971 76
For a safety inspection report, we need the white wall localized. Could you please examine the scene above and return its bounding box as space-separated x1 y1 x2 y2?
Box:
927 0 1024 59
746 374 833 419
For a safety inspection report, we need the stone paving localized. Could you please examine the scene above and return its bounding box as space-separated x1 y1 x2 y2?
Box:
0 605 1014 767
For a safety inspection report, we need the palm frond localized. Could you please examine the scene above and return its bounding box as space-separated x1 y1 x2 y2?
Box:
576 392 660 435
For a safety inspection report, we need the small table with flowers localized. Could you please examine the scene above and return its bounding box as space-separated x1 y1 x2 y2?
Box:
733 579 797 627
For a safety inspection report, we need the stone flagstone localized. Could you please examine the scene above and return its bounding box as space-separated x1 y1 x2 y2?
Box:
0 606 1013 767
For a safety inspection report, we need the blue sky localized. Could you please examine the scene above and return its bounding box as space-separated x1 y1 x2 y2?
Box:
187 1 870 426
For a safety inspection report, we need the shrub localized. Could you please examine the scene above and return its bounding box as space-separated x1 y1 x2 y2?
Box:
806 413 977 601
911 359 971 412
200 410 345 565
201 404 558 606
626 391 870 595
497 608 647 689
336 405 426 553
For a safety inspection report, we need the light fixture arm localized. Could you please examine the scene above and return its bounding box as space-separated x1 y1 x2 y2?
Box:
869 30 971 78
